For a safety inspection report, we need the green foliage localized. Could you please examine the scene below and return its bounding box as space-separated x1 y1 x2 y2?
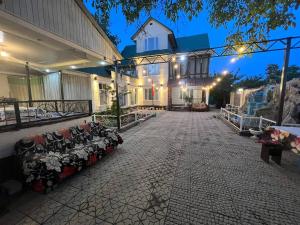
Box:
266 64 300 83
210 74 239 108
87 0 299 44
183 95 193 105
93 7 120 46
235 76 267 89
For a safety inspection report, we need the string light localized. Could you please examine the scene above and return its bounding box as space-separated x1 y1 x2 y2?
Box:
238 46 246 53
222 70 229 76
230 57 238 63
172 56 176 62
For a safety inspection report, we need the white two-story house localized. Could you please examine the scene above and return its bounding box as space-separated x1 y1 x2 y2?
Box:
122 17 212 109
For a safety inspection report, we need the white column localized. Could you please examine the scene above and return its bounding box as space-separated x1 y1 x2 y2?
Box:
205 89 210 105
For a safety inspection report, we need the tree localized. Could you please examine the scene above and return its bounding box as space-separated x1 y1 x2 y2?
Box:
210 73 239 108
93 8 120 46
266 64 280 84
87 0 299 44
266 64 300 83
235 76 267 89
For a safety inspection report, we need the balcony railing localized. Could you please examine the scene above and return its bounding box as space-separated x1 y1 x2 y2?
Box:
0 100 92 132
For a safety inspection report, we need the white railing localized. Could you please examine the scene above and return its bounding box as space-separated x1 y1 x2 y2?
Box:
220 108 276 132
225 104 240 114
92 110 156 129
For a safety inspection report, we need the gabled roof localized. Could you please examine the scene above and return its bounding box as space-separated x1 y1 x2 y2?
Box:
121 33 210 58
131 17 175 40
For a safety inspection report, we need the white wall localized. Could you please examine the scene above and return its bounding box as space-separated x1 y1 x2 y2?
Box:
0 74 10 98
133 20 171 53
0 0 120 61
136 62 169 106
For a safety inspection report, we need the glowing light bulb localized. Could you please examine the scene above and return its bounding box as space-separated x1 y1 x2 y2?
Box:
176 75 180 79
174 64 178 69
172 56 176 62
222 70 229 76
217 77 221 82
238 46 245 53
230 57 238 63
0 51 9 57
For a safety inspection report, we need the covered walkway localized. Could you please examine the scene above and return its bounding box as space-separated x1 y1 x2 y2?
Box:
1 111 299 225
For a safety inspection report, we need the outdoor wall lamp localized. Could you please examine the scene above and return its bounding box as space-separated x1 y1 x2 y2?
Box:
0 51 9 57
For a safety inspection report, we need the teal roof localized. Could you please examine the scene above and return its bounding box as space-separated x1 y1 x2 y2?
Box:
121 33 210 58
176 34 210 53
76 66 112 77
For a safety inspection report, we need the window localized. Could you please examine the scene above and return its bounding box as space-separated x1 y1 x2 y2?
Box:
130 88 138 105
144 37 159 51
144 88 159 100
142 64 160 76
180 88 193 100
99 83 108 105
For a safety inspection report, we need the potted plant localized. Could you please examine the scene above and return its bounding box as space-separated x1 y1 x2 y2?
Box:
184 95 193 111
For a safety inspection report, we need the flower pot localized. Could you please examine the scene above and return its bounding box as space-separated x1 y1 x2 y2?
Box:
32 179 46 193
86 154 97 166
59 166 77 180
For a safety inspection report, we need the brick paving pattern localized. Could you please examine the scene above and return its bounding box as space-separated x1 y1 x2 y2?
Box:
1 111 300 225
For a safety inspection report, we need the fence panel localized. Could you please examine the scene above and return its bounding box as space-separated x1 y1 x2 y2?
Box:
0 100 92 131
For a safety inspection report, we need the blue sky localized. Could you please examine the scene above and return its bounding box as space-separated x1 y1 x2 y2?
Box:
85 2 300 78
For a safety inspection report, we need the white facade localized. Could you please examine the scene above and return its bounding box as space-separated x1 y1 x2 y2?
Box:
129 19 210 107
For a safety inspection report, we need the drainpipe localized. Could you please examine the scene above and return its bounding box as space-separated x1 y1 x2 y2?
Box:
25 62 33 107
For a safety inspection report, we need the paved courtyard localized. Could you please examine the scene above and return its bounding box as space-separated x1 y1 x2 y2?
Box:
1 111 300 225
